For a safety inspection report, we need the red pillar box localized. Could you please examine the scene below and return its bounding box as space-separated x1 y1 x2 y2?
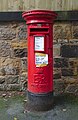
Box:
22 10 57 111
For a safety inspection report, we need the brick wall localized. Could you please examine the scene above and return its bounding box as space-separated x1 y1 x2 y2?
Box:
0 21 78 95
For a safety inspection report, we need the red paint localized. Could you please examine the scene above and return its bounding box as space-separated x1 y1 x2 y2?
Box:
22 10 57 94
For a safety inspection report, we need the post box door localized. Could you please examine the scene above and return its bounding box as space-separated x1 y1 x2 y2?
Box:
28 27 53 93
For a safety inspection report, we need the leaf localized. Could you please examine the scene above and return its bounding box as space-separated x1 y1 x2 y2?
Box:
14 117 18 120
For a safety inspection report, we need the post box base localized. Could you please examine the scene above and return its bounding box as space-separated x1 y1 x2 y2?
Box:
25 91 54 112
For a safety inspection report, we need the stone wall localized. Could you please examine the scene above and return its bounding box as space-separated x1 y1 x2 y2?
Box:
0 21 78 95
53 21 78 95
0 22 27 91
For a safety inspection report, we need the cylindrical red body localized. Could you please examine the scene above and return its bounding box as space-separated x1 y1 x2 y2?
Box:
22 10 57 111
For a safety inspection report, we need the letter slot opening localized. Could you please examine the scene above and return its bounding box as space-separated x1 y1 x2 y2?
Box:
30 28 49 33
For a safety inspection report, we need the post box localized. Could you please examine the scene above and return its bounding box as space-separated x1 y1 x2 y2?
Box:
22 10 57 111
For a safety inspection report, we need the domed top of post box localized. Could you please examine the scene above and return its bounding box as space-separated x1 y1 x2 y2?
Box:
22 10 57 24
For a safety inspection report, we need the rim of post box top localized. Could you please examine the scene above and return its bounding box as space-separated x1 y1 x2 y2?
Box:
22 10 57 24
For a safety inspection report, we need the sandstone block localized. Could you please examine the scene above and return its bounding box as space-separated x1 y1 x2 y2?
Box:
53 23 72 41
61 44 78 58
20 58 27 73
0 68 6 75
5 66 19 75
14 48 27 58
63 77 77 84
7 84 21 91
54 57 69 68
61 58 69 68
20 73 27 82
69 58 78 67
0 58 20 75
0 66 19 75
0 76 5 84
11 41 27 49
65 84 78 94
62 68 76 76
0 84 6 91
6 75 19 84
53 68 61 79
54 57 61 68
72 22 78 39
0 25 16 40
17 23 27 40
53 44 61 57
0 41 13 57
54 79 65 95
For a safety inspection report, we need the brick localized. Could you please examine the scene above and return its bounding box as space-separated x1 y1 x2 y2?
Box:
61 44 78 58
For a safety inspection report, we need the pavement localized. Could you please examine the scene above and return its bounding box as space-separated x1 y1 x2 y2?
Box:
0 92 78 120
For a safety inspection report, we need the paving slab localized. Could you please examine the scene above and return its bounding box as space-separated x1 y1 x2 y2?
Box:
0 93 78 120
